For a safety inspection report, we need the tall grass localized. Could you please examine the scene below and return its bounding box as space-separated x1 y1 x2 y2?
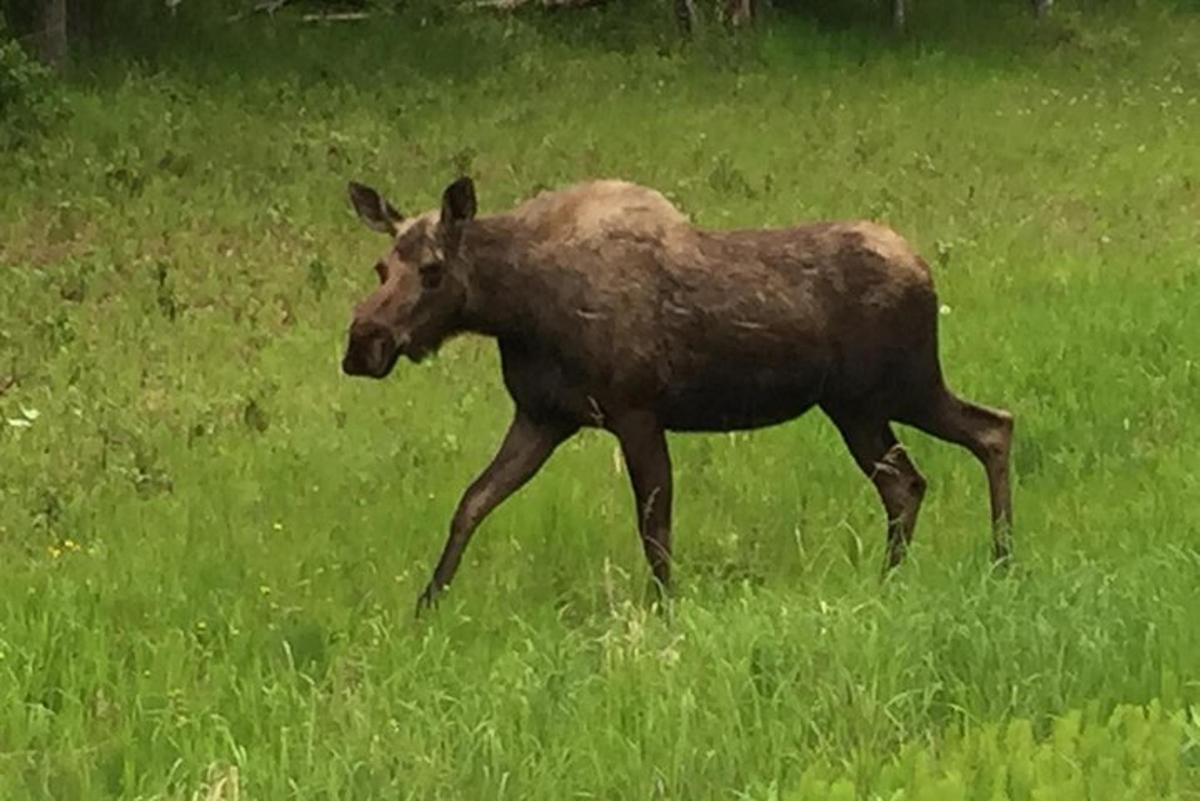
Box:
2 1 1199 797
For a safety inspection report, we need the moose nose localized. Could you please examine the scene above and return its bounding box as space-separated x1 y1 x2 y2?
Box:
342 320 394 376
349 319 389 343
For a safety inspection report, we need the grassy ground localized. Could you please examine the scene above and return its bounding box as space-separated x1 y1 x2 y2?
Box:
2 1 1200 797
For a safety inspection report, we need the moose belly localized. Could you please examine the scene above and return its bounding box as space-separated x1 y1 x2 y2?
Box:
658 367 826 432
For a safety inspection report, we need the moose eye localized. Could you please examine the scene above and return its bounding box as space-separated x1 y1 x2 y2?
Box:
374 262 388 284
419 261 444 289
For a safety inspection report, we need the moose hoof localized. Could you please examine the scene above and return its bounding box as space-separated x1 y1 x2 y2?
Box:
415 583 443 617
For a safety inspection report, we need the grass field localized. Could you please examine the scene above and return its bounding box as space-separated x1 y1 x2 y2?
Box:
2 0 1200 797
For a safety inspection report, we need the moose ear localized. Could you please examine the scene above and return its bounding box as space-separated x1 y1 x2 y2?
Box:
348 181 403 235
440 176 477 227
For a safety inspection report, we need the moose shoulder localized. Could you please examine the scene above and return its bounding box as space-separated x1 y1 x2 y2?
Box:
342 176 1014 611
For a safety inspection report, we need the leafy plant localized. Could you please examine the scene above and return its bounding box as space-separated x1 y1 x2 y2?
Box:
0 13 63 150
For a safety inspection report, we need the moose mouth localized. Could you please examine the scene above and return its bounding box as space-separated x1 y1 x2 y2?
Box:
402 341 433 364
342 331 404 379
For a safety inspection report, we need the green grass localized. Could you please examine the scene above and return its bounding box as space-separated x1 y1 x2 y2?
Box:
2 1 1200 797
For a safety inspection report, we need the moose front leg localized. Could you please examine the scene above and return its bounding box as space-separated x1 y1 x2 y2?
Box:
613 412 674 597
417 411 576 613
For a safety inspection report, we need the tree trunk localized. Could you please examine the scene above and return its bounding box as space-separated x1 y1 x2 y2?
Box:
36 0 68 71
725 0 755 28
674 0 697 34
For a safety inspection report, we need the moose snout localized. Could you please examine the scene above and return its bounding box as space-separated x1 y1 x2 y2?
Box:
342 320 399 378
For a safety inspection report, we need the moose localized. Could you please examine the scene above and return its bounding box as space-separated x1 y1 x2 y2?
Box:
341 176 1014 611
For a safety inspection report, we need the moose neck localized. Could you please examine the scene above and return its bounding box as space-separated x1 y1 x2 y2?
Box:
457 218 555 341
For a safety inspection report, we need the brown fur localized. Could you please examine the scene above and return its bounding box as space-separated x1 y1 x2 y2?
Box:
342 177 1014 612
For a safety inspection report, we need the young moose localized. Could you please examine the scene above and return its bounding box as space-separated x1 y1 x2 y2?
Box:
342 176 1014 611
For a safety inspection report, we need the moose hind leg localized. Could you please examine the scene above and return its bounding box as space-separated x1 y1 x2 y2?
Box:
904 388 1014 562
830 415 928 571
612 411 674 595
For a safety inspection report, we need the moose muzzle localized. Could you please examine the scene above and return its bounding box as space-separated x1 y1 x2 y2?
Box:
342 320 401 379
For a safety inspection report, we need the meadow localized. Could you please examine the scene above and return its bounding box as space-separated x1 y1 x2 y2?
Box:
2 0 1199 797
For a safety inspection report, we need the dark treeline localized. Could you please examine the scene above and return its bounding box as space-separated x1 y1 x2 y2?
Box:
2 0 1148 76
1 0 373 68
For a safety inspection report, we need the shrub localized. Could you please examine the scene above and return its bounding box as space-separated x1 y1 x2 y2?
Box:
0 13 63 150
